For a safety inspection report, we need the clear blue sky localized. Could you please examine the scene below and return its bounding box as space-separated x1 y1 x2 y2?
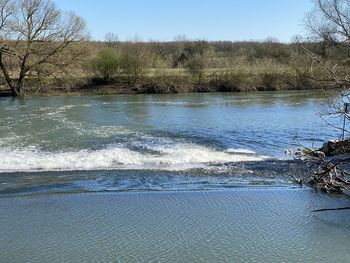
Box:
55 0 313 42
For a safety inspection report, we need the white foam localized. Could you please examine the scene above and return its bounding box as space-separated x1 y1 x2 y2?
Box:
226 148 256 154
0 144 267 173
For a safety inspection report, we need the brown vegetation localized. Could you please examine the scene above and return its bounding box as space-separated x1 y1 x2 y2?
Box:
0 0 87 97
292 0 350 196
0 0 349 97
0 38 333 96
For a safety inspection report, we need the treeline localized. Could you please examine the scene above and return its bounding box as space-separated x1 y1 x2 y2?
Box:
0 38 339 96
1 0 348 96
71 39 329 94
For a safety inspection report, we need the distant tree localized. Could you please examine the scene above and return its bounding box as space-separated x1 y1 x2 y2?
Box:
0 0 87 97
246 39 290 63
105 32 119 47
87 47 123 82
185 53 207 83
121 40 152 83
172 35 187 67
183 41 211 83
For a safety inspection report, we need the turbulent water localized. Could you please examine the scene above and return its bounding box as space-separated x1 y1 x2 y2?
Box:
0 91 339 194
0 91 336 173
1 91 350 262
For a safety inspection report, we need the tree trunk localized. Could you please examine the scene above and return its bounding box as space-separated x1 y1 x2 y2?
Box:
11 53 29 97
0 50 19 97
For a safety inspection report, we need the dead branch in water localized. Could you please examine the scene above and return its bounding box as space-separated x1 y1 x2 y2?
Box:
288 138 350 195
313 206 350 212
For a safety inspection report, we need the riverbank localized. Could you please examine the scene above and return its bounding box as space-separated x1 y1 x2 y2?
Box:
0 70 321 97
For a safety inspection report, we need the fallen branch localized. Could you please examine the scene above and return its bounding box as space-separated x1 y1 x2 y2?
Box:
313 206 350 212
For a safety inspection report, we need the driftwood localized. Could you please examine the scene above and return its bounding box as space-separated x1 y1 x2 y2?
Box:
305 156 350 195
289 143 350 212
313 207 350 212
290 140 350 196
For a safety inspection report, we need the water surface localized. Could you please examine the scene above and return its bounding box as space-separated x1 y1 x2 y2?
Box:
1 91 349 262
0 91 337 175
1 189 350 262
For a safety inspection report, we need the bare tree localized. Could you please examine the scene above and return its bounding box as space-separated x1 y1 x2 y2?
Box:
121 39 152 83
293 0 350 195
183 41 211 84
305 0 350 87
105 32 119 47
185 53 207 84
0 0 87 96
302 0 350 134
0 0 14 32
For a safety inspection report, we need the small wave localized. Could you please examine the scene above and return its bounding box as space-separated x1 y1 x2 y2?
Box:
226 148 256 154
0 144 267 173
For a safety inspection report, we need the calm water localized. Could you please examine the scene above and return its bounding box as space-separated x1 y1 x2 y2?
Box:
1 189 350 263
1 91 350 262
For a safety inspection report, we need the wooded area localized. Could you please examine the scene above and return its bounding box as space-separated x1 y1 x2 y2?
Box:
1 0 349 96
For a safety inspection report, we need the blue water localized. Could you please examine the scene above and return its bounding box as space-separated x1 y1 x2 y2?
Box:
0 91 341 194
1 91 350 263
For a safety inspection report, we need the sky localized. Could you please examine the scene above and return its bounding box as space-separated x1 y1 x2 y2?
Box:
55 0 314 42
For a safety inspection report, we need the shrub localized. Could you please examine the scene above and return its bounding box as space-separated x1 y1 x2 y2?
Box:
121 42 152 83
87 48 123 83
183 41 211 83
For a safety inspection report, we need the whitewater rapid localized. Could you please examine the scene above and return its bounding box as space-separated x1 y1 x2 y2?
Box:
0 143 267 173
1 92 333 174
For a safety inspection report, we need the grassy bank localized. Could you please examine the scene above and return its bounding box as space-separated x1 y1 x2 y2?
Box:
0 68 321 97
0 40 334 96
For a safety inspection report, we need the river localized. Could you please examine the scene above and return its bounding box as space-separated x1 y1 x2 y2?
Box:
1 91 350 262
